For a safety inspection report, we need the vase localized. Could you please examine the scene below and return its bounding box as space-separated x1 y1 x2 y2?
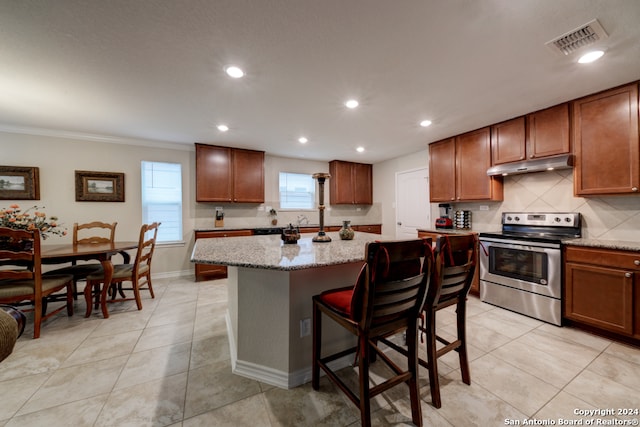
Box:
339 220 355 240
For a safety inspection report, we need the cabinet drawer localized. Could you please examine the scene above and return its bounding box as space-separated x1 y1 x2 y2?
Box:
565 246 640 270
354 225 381 234
195 230 253 239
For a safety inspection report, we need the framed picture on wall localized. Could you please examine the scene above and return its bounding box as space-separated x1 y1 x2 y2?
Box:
0 166 40 200
75 170 125 202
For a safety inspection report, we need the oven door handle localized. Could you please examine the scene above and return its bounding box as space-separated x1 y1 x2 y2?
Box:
478 237 561 249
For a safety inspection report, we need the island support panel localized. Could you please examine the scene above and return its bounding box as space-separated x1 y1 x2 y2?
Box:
226 263 363 388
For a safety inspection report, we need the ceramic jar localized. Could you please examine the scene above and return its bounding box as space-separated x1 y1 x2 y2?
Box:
339 220 355 240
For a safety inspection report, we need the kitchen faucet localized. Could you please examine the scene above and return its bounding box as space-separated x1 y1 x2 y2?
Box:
297 214 309 225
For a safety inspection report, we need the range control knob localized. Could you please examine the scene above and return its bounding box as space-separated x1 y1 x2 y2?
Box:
514 216 520 222
565 217 572 223
506 216 513 222
554 217 561 222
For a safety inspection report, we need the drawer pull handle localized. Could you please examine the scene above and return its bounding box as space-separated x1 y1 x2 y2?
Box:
635 260 640 266
625 272 632 278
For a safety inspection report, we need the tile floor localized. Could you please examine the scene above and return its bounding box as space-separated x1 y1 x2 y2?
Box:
1 276 639 427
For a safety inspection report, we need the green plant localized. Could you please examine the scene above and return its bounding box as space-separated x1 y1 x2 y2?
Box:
0 204 67 239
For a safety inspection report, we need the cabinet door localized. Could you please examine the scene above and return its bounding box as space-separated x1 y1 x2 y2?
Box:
353 163 373 204
456 127 502 201
527 103 570 159
428 138 456 202
195 144 232 202
233 149 265 203
565 262 634 335
491 117 526 165
573 83 640 195
329 160 353 204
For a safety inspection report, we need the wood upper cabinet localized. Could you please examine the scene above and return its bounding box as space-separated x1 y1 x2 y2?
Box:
564 245 640 338
491 117 526 165
573 83 640 196
456 127 503 201
429 129 503 202
527 103 571 158
329 160 372 205
195 143 265 203
491 104 570 165
428 138 456 202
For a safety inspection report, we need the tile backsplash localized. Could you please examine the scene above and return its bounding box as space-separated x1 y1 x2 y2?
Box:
451 169 640 242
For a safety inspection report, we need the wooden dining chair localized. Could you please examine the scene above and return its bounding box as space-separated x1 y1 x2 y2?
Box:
0 227 74 339
381 233 477 408
312 238 433 427
44 221 117 298
83 222 160 318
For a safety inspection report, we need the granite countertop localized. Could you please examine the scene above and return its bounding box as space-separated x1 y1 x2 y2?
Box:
191 232 391 271
561 238 640 252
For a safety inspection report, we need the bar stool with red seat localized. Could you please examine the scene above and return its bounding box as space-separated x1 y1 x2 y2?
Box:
312 238 433 427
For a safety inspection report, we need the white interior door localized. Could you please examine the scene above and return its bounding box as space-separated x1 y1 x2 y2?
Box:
396 168 430 239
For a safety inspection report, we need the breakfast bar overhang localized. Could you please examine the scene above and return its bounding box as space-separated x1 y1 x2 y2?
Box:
191 231 388 389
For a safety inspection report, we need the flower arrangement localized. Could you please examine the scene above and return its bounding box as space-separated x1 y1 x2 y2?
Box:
0 204 67 239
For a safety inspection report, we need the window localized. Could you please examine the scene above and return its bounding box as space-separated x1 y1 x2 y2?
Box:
141 161 182 243
279 172 315 209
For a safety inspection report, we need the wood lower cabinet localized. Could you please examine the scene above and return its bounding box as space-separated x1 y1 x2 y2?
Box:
573 83 639 196
329 160 373 205
195 143 265 203
194 229 253 281
417 230 480 295
352 224 381 234
564 245 640 340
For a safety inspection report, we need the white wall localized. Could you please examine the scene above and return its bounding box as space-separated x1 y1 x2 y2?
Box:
1 131 383 278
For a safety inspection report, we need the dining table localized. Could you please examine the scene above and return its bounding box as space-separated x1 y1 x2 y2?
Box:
41 241 139 315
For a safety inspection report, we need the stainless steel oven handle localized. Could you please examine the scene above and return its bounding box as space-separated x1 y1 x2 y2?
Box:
478 237 561 249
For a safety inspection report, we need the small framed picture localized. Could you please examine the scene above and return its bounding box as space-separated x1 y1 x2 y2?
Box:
75 170 125 202
0 166 40 200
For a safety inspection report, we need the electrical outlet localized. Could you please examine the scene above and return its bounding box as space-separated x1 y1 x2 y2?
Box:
300 318 311 337
480 205 489 211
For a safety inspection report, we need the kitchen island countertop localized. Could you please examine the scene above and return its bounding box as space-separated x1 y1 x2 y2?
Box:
191 231 389 270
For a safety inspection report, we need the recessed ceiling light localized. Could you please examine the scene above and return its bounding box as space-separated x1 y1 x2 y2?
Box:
298 137 308 144
578 50 605 64
225 66 245 78
345 99 359 109
356 146 365 153
420 120 432 127
217 124 229 132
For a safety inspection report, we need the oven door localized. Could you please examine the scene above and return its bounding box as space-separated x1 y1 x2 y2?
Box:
479 237 561 299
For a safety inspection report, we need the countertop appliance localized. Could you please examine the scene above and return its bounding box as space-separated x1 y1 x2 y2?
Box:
435 203 453 229
479 212 581 326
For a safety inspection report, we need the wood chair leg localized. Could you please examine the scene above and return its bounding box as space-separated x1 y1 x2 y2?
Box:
66 283 74 316
457 302 471 385
357 334 372 427
407 322 423 427
311 301 321 390
425 309 441 408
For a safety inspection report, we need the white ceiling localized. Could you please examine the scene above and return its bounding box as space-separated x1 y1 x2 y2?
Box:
1 0 639 163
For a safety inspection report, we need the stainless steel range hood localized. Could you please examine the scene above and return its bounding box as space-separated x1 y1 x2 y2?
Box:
487 154 573 176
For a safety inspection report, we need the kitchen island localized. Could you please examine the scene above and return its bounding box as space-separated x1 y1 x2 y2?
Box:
191 231 390 388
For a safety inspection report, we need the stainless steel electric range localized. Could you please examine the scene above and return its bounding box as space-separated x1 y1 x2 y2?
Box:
479 212 581 326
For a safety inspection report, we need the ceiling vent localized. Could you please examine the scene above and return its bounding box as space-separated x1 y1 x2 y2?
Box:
546 19 608 56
